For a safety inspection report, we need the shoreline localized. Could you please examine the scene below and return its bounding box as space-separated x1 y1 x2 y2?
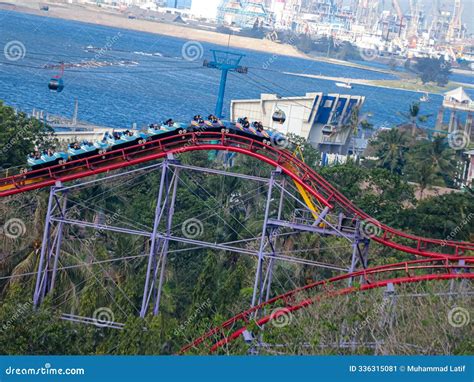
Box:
2 1 471 96
0 2 308 58
285 72 474 95
1 1 396 76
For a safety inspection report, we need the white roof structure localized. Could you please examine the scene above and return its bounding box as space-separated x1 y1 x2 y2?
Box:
444 87 472 103
190 0 220 19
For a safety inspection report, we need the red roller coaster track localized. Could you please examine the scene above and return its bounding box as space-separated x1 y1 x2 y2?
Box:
1 132 473 260
2 130 472 355
179 258 473 354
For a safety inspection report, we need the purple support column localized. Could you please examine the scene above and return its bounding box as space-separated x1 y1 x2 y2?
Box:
33 186 56 308
251 169 279 308
153 168 180 315
348 230 370 286
140 161 169 318
50 189 68 294
264 179 285 303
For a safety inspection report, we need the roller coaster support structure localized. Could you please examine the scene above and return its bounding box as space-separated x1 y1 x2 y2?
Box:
33 181 68 308
30 158 368 321
140 157 181 317
251 168 281 309
348 229 370 286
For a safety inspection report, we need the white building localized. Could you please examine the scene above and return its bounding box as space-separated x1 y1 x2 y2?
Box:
190 0 220 20
231 92 365 154
464 149 474 186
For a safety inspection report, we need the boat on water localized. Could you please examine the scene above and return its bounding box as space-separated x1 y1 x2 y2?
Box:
335 81 353 89
419 92 430 102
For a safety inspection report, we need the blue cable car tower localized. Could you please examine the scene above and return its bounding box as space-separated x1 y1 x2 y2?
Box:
204 49 248 118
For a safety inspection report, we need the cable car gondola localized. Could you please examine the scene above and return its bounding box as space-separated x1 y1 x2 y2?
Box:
48 78 64 92
272 109 286 124
48 62 65 93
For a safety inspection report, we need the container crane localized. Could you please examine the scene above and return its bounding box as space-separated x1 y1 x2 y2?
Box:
391 0 405 37
447 0 462 41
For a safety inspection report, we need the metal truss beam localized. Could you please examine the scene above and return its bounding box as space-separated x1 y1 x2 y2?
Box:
32 160 360 319
33 182 68 308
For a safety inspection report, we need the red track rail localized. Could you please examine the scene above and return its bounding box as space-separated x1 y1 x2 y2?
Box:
1 132 473 258
179 258 473 354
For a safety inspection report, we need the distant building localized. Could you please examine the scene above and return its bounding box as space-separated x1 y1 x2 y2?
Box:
230 92 366 155
165 0 192 9
435 86 473 135
190 0 220 20
217 0 271 28
464 149 474 186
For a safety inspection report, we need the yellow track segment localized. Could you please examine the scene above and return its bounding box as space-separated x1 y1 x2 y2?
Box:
283 146 323 221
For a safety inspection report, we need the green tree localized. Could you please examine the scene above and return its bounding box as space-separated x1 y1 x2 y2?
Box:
414 57 451 86
406 158 442 199
369 129 409 175
399 101 431 137
402 193 473 241
423 137 457 185
0 101 55 169
405 137 457 197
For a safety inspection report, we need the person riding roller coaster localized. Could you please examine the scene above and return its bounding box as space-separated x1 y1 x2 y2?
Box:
164 118 174 127
29 150 41 160
149 123 161 130
252 121 264 132
207 114 219 123
238 117 250 129
193 115 204 124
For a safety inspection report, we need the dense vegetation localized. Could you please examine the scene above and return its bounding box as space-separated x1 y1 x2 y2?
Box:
0 101 55 171
0 101 472 355
412 57 452 86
